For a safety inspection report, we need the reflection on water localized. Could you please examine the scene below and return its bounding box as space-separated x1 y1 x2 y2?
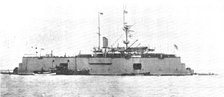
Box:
1 74 224 97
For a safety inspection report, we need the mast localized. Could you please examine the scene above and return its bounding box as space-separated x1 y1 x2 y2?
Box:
98 12 103 50
123 10 129 49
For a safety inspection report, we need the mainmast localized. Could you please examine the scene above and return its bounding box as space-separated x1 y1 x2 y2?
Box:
123 10 130 49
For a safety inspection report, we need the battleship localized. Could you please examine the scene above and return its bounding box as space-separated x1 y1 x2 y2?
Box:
17 10 194 76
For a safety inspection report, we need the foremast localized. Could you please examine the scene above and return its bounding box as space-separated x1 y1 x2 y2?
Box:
97 12 103 51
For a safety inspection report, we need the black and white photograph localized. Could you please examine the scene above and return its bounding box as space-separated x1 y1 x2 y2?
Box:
1 0 224 97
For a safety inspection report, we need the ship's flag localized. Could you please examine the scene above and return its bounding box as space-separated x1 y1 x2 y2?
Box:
124 10 128 14
99 12 103 15
174 44 178 50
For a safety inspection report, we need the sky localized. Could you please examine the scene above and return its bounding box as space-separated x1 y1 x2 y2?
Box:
0 0 224 74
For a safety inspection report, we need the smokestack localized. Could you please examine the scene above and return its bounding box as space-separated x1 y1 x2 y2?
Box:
51 50 53 57
103 37 108 48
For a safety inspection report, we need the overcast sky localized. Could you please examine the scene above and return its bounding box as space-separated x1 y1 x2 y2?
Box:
0 0 224 74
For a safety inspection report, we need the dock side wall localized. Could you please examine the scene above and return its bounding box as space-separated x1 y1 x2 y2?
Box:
19 57 76 73
19 57 188 74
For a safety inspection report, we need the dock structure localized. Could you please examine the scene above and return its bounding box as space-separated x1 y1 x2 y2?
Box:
17 10 194 75
18 54 193 75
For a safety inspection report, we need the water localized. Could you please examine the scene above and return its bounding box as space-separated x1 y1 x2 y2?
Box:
1 74 224 97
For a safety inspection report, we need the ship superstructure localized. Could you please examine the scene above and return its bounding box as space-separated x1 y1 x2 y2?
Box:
18 10 194 75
